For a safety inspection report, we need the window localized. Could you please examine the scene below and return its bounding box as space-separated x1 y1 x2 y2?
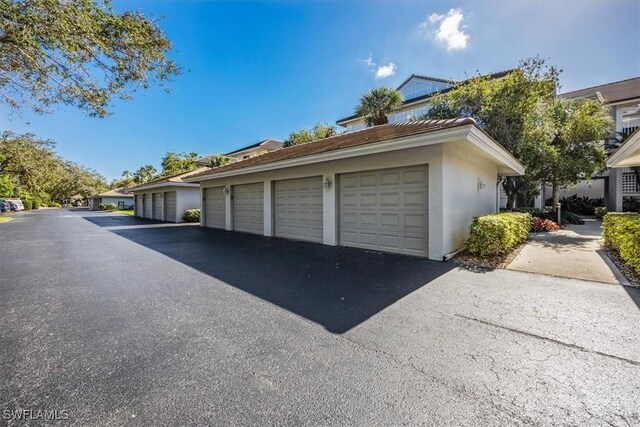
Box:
399 79 453 101
623 173 639 194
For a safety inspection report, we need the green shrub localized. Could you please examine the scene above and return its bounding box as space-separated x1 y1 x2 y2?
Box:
182 209 200 223
553 194 605 215
466 212 532 257
24 199 33 210
623 196 640 213
104 203 117 211
32 198 41 209
594 207 608 220
98 203 106 210
603 213 640 273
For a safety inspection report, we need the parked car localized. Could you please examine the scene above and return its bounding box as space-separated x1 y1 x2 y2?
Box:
0 200 8 213
7 201 17 212
5 199 24 211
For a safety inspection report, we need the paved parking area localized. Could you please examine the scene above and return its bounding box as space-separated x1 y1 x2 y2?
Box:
1 209 639 426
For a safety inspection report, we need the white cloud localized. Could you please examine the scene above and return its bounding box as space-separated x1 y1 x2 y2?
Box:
375 62 397 79
423 8 469 51
363 53 375 68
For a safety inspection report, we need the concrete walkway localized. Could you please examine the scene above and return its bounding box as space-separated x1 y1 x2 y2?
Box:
507 219 624 284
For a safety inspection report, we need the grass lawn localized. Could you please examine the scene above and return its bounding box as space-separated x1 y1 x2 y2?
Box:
117 210 134 216
0 216 12 223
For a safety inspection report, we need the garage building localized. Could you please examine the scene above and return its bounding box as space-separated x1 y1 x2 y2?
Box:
130 168 207 222
185 119 525 260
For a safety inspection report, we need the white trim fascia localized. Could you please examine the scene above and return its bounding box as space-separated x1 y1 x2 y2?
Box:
467 126 526 176
130 182 200 192
608 130 640 167
186 125 525 183
606 97 640 107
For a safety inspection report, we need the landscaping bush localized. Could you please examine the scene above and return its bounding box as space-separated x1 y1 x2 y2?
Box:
32 198 41 209
104 203 117 211
531 217 560 232
182 209 200 223
24 199 33 210
623 196 640 213
595 207 608 220
98 203 106 210
603 213 640 273
466 212 532 257
554 194 604 215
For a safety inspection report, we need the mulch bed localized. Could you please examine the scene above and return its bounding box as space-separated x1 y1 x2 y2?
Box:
601 246 640 288
448 242 527 272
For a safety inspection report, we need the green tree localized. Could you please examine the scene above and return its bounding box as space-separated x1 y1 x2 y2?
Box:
355 87 403 127
0 0 179 117
110 170 135 189
284 123 338 147
423 57 560 209
0 131 107 201
0 174 15 197
132 165 157 184
207 155 230 168
161 151 200 176
539 98 614 209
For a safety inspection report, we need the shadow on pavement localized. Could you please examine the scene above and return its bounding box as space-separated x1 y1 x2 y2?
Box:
81 214 453 334
624 286 640 311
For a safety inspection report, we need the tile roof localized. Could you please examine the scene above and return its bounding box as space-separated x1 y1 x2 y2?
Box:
560 77 640 104
187 119 476 180
129 167 209 190
95 187 133 198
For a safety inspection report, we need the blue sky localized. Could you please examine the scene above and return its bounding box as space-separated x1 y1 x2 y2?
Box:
1 0 639 181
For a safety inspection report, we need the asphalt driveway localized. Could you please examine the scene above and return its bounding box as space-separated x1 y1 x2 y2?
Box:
1 209 639 426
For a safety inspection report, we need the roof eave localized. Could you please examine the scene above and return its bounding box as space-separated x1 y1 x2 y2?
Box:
129 182 200 192
185 124 524 182
608 129 640 168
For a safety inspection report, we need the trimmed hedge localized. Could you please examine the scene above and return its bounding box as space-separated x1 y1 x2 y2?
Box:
603 213 640 273
182 209 200 223
467 212 532 257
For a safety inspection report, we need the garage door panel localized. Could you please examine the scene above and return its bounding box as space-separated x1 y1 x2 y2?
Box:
339 165 428 257
144 194 152 218
152 192 162 220
205 187 225 229
135 196 143 217
274 177 323 243
233 183 264 235
164 191 176 222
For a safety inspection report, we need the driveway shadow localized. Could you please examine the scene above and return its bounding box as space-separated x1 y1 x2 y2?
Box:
625 286 640 311
81 214 453 334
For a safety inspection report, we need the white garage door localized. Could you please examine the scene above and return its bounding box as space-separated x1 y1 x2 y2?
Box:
205 187 225 229
152 192 162 220
233 183 264 235
164 191 177 222
339 165 428 257
143 194 152 218
135 195 142 217
274 176 323 243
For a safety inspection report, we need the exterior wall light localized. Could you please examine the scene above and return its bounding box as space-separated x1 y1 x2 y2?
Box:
222 187 230 195
477 178 486 191
323 176 331 188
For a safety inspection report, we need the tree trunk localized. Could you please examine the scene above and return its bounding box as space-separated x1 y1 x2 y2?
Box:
552 178 560 214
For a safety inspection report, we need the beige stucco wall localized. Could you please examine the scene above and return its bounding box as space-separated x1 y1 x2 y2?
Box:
441 142 499 256
133 186 200 222
199 140 500 260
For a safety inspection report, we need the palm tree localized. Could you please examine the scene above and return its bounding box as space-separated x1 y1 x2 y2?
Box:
355 87 404 127
208 154 230 168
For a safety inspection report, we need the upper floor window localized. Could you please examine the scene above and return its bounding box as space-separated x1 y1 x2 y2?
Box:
399 79 452 101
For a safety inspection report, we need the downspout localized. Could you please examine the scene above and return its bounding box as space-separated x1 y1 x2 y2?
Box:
496 176 504 212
